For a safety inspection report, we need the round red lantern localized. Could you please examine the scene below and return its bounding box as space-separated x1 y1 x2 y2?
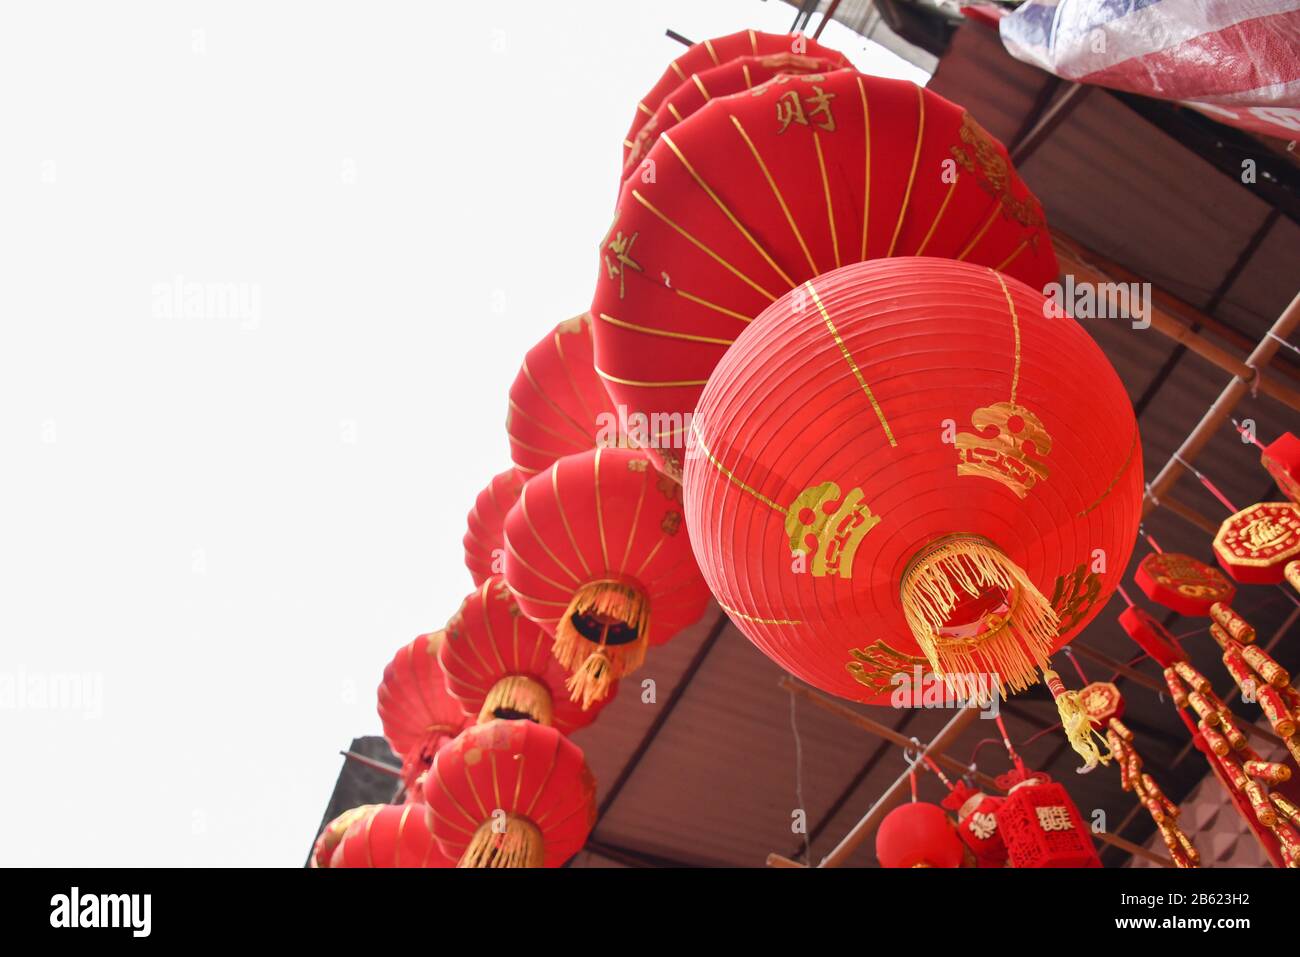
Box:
377 631 472 794
504 447 711 707
328 802 453 868
683 258 1140 767
464 468 523 586
507 314 617 479
596 67 1058 480
1213 501 1300 584
875 802 965 868
311 804 382 868
1134 551 1235 617
439 575 616 733
424 719 596 868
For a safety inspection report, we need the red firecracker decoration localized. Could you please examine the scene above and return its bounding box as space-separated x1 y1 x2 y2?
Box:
1261 432 1300 505
1213 501 1300 584
464 468 523 587
439 575 616 732
996 771 1101 868
424 719 596 868
596 68 1058 479
377 631 472 794
506 315 617 479
943 782 1007 868
504 447 711 707
683 258 1140 768
875 802 965 868
1134 551 1234 617
328 802 453 868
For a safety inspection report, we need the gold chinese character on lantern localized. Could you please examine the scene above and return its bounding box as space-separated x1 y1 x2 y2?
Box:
1035 805 1074 833
785 481 880 578
969 812 997 841
955 401 1052 499
603 230 643 299
775 85 836 133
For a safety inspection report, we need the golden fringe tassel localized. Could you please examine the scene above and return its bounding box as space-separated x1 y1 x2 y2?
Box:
901 535 1058 698
479 674 554 727
459 814 545 868
554 581 650 710
1043 668 1112 772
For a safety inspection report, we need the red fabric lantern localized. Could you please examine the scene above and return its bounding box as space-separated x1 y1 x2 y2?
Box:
328 802 453 868
943 784 1008 868
596 67 1059 479
506 314 616 479
464 468 523 586
875 802 965 868
683 258 1140 767
1262 431 1300 505
377 631 472 794
311 804 382 868
997 772 1101 868
1134 551 1234 617
439 575 616 733
1213 501 1300 584
624 29 851 170
504 447 711 707
424 719 596 868
1118 606 1182 668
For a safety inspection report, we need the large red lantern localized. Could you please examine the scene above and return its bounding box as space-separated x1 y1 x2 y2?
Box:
464 468 523 586
506 314 616 479
439 575 616 733
596 67 1058 479
1134 551 1234 617
683 258 1141 767
875 802 965 868
377 631 471 794
424 719 596 868
328 802 453 868
1212 501 1300 585
311 804 382 868
504 447 711 707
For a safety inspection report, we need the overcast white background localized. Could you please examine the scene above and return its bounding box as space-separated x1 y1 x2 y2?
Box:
0 1 925 866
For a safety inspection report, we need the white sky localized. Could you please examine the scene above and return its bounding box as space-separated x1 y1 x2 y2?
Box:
0 1 927 865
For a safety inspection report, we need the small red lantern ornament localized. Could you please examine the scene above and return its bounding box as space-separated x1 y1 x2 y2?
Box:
943 783 1007 868
328 802 453 868
875 801 965 868
1213 502 1300 584
504 447 711 707
683 258 1140 768
506 315 617 479
377 631 472 794
1134 551 1234 617
424 719 596 868
439 576 616 732
311 804 382 868
1261 432 1300 505
996 770 1101 868
464 468 523 586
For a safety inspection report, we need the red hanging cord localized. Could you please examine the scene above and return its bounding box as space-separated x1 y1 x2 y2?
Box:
1230 418 1267 452
1062 646 1090 685
994 714 1027 776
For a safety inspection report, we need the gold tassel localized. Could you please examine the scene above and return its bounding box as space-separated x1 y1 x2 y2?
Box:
1043 668 1112 772
553 580 650 709
900 534 1058 698
459 814 545 868
478 675 554 727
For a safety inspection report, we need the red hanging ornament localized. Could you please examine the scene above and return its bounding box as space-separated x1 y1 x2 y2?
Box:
943 782 1008 868
377 631 472 794
683 258 1140 768
328 802 453 868
1134 551 1235 617
996 770 1101 868
596 68 1058 479
464 468 523 586
311 805 382 868
1213 501 1300 584
1117 606 1183 668
504 447 711 707
424 719 596 868
1261 431 1300 505
507 315 617 480
439 575 616 733
875 801 965 868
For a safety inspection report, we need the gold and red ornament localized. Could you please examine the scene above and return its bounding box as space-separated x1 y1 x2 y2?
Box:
1134 551 1234 617
506 314 619 480
1261 431 1300 505
424 719 596 868
875 801 965 868
942 781 1007 868
503 447 711 707
464 468 523 587
683 258 1140 769
995 768 1101 868
439 575 616 732
1287 559 1300 594
1212 501 1300 585
328 803 454 868
1209 601 1255 643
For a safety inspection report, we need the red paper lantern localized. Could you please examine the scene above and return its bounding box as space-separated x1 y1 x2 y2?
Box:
328 802 453 868
1262 431 1300 505
424 719 596 868
1134 551 1235 617
504 447 711 706
377 631 472 794
507 314 616 479
683 258 1140 767
596 67 1059 479
311 804 382 868
439 575 616 733
997 772 1101 868
943 783 1008 868
624 29 851 170
464 468 523 586
875 802 965 868
1213 501 1300 584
